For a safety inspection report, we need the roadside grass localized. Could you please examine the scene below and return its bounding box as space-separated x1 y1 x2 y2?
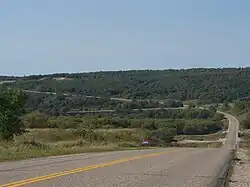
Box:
0 128 150 162
0 139 223 162
0 121 226 162
239 130 250 150
175 132 227 141
175 118 228 141
15 129 80 143
0 141 149 162
176 142 222 148
233 112 250 153
16 128 141 142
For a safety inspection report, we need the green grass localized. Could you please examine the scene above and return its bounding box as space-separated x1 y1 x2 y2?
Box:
183 100 199 105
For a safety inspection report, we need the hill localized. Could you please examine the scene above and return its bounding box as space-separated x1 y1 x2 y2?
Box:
1 68 250 103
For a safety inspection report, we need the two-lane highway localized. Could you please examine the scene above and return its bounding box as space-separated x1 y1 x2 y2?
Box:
0 112 238 187
218 111 239 149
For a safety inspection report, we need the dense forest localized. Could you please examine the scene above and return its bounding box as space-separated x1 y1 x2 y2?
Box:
2 68 250 104
22 92 183 116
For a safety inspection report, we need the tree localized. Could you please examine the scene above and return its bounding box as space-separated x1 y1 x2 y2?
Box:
241 114 250 129
183 123 198 135
0 89 27 140
151 127 176 143
222 101 230 111
208 105 217 113
23 112 49 128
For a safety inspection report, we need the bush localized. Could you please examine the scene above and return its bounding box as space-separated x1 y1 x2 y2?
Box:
241 119 250 129
23 112 51 128
183 121 222 135
212 113 225 121
48 116 80 129
0 89 26 140
152 127 176 142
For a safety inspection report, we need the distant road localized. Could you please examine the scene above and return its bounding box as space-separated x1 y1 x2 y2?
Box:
23 89 188 114
218 111 239 149
0 112 238 187
67 107 186 114
23 90 138 102
22 90 181 105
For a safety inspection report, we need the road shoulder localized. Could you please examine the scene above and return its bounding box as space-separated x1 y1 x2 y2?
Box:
229 149 250 187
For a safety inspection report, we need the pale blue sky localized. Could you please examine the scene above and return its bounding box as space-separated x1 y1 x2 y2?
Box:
1 0 250 75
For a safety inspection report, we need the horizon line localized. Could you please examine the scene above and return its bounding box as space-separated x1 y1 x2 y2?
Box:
1 66 249 77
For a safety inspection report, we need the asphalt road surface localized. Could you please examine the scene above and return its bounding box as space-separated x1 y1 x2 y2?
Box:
0 112 238 187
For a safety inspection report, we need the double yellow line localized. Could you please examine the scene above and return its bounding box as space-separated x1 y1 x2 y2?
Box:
1 150 177 187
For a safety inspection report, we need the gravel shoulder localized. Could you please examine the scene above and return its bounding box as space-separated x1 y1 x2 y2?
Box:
229 149 250 187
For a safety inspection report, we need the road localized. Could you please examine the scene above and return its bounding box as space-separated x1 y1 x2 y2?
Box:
0 112 238 187
22 90 141 102
22 90 189 107
66 107 186 115
218 111 239 149
23 89 188 114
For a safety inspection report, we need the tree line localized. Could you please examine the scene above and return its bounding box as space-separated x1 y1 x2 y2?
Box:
5 67 250 103
22 107 224 134
69 106 220 120
23 92 183 116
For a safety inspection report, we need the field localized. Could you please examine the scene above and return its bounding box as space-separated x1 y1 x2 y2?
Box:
0 128 147 162
0 120 227 162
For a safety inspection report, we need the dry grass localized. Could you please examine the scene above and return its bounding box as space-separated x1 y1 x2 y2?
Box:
0 125 226 162
175 131 227 141
0 80 16 84
95 128 137 132
0 141 146 162
0 128 146 162
176 142 222 148
175 119 228 141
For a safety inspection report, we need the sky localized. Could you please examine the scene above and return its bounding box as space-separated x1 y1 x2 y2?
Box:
0 0 250 76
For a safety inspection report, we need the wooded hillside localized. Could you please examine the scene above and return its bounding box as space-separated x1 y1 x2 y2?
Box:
2 68 250 103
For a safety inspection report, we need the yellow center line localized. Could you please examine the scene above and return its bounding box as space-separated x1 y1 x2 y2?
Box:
1 149 179 187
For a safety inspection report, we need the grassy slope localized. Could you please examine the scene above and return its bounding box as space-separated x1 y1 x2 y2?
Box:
0 128 147 162
0 103 227 162
0 122 225 162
